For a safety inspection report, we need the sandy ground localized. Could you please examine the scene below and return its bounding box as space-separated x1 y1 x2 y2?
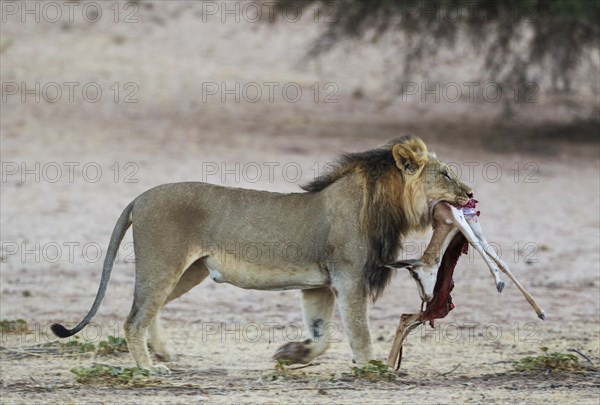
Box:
1 2 599 404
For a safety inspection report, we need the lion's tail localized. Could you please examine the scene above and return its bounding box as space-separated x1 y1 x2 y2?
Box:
51 200 135 338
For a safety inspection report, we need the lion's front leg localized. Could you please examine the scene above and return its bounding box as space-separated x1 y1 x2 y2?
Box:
335 285 373 364
273 287 335 364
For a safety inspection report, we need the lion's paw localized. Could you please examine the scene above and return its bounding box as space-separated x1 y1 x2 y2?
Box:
273 341 312 365
149 364 171 375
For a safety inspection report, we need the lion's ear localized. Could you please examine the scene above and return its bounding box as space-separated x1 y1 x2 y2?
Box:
392 137 428 175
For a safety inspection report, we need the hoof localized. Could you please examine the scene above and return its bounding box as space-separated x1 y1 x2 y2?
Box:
273 341 311 365
496 280 505 293
149 364 171 375
538 311 546 321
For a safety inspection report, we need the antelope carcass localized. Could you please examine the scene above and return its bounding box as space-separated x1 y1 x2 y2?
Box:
385 200 545 369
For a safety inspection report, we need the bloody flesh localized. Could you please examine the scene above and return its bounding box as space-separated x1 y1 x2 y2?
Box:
422 232 468 327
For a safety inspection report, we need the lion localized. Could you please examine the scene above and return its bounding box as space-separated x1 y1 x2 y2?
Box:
51 135 473 374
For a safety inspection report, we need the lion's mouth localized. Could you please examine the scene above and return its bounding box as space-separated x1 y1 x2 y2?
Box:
428 198 474 222
442 200 464 209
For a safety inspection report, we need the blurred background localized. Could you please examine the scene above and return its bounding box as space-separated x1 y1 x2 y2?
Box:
1 1 599 402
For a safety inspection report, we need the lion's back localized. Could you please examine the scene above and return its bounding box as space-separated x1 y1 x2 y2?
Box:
131 182 330 248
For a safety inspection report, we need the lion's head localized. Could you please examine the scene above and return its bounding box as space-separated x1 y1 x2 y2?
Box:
391 137 473 220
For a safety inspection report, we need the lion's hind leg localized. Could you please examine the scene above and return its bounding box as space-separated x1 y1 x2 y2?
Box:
124 255 191 374
273 287 335 365
148 260 209 362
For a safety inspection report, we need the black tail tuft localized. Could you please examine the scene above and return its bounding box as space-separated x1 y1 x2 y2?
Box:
51 323 74 338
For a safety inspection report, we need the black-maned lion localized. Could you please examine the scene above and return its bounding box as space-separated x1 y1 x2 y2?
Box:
51 135 473 374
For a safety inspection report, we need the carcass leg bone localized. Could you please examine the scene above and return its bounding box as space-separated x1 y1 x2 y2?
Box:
441 203 545 320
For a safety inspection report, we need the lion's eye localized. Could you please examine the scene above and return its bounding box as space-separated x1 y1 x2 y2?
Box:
442 171 451 180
